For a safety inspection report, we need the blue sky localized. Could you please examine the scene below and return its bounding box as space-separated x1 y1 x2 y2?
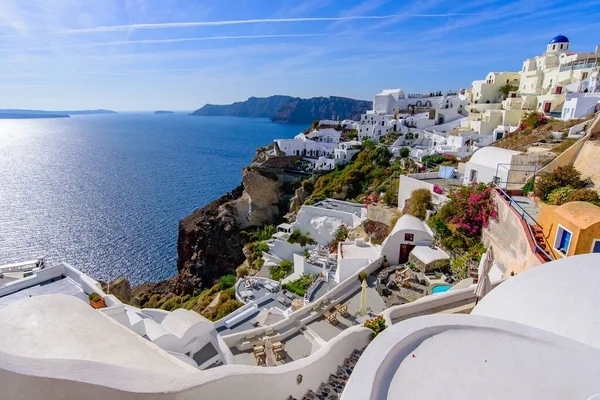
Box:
0 0 599 111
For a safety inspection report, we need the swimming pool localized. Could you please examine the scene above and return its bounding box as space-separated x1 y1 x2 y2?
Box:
432 285 452 294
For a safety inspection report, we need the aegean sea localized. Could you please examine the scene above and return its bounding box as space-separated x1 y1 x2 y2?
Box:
0 113 302 284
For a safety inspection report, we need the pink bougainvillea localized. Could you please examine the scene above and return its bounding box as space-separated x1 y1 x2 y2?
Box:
360 192 380 205
448 183 498 236
433 184 444 195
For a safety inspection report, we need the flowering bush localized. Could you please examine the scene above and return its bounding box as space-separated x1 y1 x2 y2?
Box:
429 183 497 251
518 111 548 133
364 315 386 337
433 185 444 195
448 183 498 236
325 225 349 253
360 192 380 205
365 220 390 244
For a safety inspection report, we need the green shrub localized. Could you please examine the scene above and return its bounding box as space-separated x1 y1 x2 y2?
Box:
451 256 469 279
215 299 243 320
247 225 276 242
269 260 294 281
566 189 599 204
408 188 432 220
301 180 314 194
218 274 236 291
280 259 293 271
364 315 386 337
522 178 535 195
358 271 368 282
383 179 399 207
282 274 315 297
88 292 102 302
535 165 586 200
547 186 575 205
400 147 410 158
236 266 249 279
288 230 316 247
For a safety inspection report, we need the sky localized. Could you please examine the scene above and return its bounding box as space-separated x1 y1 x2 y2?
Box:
0 0 599 111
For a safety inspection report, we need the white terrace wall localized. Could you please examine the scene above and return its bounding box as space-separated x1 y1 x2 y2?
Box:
0 326 372 400
380 280 504 326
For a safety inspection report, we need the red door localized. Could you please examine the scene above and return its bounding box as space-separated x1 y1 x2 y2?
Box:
399 244 415 264
555 86 562 94
544 103 551 113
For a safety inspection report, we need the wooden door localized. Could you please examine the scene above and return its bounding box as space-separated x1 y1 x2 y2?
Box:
544 103 551 113
399 244 415 264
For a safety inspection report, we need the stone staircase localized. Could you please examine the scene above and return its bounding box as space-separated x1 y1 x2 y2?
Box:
530 225 553 261
287 349 364 400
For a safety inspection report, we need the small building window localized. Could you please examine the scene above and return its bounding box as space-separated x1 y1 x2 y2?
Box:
553 45 556 50
404 233 414 242
560 44 563 49
592 240 600 253
469 169 478 182
554 225 572 255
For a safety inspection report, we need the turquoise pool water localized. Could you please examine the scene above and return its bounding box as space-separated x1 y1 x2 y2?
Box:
432 285 452 294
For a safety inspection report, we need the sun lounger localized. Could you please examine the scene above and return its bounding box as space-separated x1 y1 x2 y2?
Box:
335 303 350 318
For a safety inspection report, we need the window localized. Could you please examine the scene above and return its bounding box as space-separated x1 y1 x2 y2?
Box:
553 45 556 50
492 176 501 185
469 169 478 182
582 72 589 80
554 225 572 256
592 240 600 253
404 233 414 242
560 44 563 49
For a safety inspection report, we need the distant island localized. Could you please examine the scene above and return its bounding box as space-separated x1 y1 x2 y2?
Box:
0 109 117 119
190 95 372 123
154 110 175 115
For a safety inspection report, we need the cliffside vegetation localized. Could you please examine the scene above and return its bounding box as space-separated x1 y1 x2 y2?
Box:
494 112 593 152
534 165 599 205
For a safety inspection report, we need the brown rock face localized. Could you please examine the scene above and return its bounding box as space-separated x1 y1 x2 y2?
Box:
176 184 247 284
102 277 132 303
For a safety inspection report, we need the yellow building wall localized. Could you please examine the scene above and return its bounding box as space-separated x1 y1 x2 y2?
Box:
538 204 581 258
573 224 600 255
538 204 600 258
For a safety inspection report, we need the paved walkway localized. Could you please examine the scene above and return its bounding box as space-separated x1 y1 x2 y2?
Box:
510 196 540 225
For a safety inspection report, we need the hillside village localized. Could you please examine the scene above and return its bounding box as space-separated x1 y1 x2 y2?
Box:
2 35 600 399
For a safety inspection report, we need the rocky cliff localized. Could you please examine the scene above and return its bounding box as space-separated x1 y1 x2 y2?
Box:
271 96 372 123
190 95 372 123
129 151 303 306
190 95 294 118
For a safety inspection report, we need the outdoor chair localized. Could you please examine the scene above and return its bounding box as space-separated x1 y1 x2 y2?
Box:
335 303 350 318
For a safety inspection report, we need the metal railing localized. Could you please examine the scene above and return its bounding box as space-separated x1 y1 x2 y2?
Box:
495 188 553 262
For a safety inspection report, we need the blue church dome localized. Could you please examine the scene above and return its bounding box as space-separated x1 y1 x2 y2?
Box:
549 35 569 44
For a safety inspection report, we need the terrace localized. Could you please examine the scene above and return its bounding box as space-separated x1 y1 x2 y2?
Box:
306 275 386 341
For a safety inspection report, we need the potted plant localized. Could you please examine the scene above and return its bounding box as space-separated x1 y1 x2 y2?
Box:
88 292 106 309
382 255 389 268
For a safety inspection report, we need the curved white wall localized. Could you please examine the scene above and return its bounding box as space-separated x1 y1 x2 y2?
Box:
0 326 372 400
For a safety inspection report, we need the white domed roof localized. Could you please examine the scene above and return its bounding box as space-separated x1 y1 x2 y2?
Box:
469 147 520 168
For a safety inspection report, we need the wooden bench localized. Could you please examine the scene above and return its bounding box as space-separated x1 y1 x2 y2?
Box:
324 310 339 326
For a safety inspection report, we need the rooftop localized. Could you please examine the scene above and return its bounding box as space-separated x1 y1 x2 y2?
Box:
0 294 197 376
312 198 366 217
340 242 380 260
0 275 86 308
552 201 600 229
